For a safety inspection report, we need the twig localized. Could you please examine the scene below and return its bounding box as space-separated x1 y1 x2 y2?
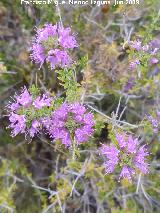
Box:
136 173 142 194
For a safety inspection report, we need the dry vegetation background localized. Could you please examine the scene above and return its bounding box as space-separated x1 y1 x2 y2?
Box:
0 0 160 212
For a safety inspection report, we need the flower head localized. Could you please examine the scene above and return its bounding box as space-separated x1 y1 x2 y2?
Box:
129 60 140 70
30 43 45 68
15 86 32 108
100 144 119 173
58 27 78 49
149 39 160 51
36 23 57 43
46 49 71 69
30 23 78 70
7 86 52 138
150 57 159 64
133 145 148 174
119 166 135 182
33 94 52 109
29 120 41 138
129 38 160 72
100 133 149 182
9 113 26 137
147 114 159 133
44 103 94 147
129 40 142 51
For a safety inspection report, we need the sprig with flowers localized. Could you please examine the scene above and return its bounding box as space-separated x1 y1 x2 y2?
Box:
129 39 160 72
6 22 95 160
5 22 150 184
100 131 149 183
123 38 160 93
145 111 160 134
6 85 54 138
122 14 160 94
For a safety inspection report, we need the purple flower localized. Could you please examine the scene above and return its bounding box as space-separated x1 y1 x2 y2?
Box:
150 57 159 64
9 113 26 137
58 27 78 49
35 23 57 43
30 43 46 68
44 103 94 147
7 87 32 114
149 39 160 50
116 133 126 148
30 23 78 69
7 86 52 139
127 135 138 154
147 111 160 133
142 40 160 55
7 87 32 112
7 102 20 111
129 38 160 72
129 60 140 70
46 49 72 69
75 125 93 144
41 117 52 129
100 144 119 173
129 40 142 51
147 115 158 127
119 166 135 182
133 145 149 174
100 133 149 182
33 94 52 109
70 102 86 115
15 87 32 108
29 120 40 137
147 115 159 133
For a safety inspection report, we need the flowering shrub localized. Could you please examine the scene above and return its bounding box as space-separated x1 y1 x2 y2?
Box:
6 21 151 181
2 2 160 211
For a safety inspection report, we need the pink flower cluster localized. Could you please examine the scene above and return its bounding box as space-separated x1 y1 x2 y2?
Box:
129 39 160 70
43 103 94 147
7 88 94 147
147 111 160 133
100 133 149 182
30 23 78 69
7 87 52 138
